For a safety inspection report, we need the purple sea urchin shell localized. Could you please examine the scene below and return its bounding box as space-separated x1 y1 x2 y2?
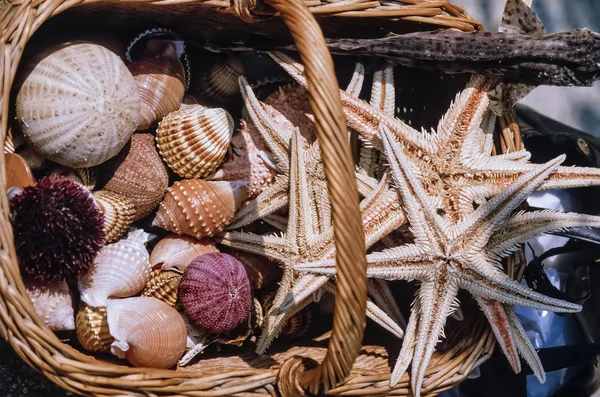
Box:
179 253 252 334
10 177 105 282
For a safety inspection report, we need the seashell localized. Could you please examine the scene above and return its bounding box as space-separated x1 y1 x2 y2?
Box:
196 56 244 104
75 303 113 352
5 123 26 153
100 133 169 220
107 296 187 368
227 250 280 290
156 105 234 178
49 165 97 190
78 229 151 308
262 291 317 339
150 234 218 271
128 43 185 131
207 120 278 199
17 146 47 170
179 94 199 109
15 43 139 168
141 268 182 308
5 153 34 192
93 190 136 243
179 253 252 334
26 280 74 331
152 179 247 238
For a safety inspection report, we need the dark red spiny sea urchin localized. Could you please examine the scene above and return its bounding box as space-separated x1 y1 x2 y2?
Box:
179 253 252 334
10 177 105 282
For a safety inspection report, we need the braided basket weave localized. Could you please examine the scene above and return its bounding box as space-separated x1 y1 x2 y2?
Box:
0 1 525 395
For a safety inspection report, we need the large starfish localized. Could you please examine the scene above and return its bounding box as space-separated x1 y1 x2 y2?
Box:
296 125 600 396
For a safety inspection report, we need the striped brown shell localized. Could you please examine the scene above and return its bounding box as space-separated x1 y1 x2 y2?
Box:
75 304 114 352
50 165 98 190
141 268 182 308
196 56 244 104
93 190 136 243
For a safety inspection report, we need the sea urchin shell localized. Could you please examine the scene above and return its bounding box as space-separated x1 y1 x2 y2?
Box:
179 253 252 334
10 177 105 282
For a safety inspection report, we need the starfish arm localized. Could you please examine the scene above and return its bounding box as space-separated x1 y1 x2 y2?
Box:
356 171 381 198
493 149 532 162
369 279 407 329
239 76 291 172
473 296 521 374
366 299 405 339
262 214 288 232
226 176 289 229
345 62 365 97
390 300 419 387
541 165 600 191
487 210 600 261
280 273 329 311
460 255 581 313
214 231 290 264
370 63 396 116
506 304 546 383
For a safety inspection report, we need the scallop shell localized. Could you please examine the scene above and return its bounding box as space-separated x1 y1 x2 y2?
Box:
107 297 187 368
75 304 113 352
179 253 252 334
100 133 169 220
227 250 280 290
150 234 218 271
50 165 97 190
156 105 233 179
141 268 182 308
196 56 244 104
26 280 74 331
128 43 185 131
78 229 151 308
152 180 247 238
93 190 136 243
15 43 140 168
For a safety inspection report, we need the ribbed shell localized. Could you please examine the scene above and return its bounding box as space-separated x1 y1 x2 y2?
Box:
152 180 246 238
141 268 182 308
75 304 113 352
50 165 98 190
107 297 187 368
78 229 150 308
15 43 140 168
26 280 74 331
93 190 136 243
5 123 26 153
179 253 252 334
100 133 169 220
196 56 244 104
156 105 234 179
128 44 185 131
150 234 218 271
18 146 47 170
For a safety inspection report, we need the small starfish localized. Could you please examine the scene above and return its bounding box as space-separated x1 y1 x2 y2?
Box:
296 125 600 396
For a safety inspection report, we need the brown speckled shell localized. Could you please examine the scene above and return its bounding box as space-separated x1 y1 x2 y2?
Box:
196 56 244 104
156 105 233 179
50 165 98 190
152 180 247 238
150 234 218 271
100 133 169 220
75 304 114 352
141 268 182 308
93 190 136 243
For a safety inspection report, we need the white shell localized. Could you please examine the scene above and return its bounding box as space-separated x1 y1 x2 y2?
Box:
16 43 140 168
26 280 74 331
78 229 150 308
107 297 187 368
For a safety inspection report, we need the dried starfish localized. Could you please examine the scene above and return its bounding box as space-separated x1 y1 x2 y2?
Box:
296 126 600 396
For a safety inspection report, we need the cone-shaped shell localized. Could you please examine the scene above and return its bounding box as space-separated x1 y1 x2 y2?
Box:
75 304 113 352
179 253 252 334
150 234 218 271
16 43 139 168
93 190 136 243
50 165 97 190
100 133 169 220
152 180 247 238
128 44 185 131
107 297 187 368
156 105 233 179
141 268 182 308
26 280 74 331
78 229 150 308
196 56 244 104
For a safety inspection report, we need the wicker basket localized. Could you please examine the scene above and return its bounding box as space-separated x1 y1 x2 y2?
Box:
0 1 524 396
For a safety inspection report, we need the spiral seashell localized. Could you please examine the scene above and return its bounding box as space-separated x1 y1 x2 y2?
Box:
75 304 113 352
196 56 244 104
128 43 185 131
107 297 187 368
93 190 136 243
15 43 140 168
50 165 97 190
100 133 169 220
152 180 247 238
227 250 280 290
156 105 233 179
26 280 74 331
150 234 218 271
78 229 150 308
141 268 182 308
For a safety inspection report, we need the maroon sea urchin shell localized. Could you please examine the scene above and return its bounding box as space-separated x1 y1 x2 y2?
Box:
179 253 252 334
10 177 105 282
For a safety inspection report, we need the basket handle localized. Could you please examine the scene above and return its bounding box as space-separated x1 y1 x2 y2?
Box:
262 0 369 395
